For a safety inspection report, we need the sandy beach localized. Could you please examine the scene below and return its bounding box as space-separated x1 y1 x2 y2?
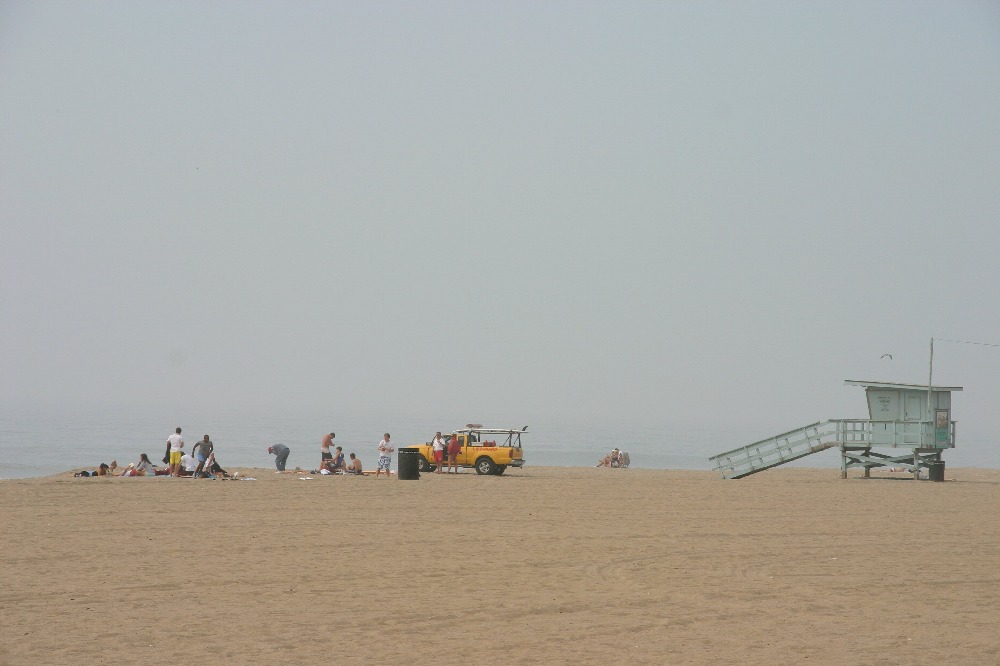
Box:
2 466 999 665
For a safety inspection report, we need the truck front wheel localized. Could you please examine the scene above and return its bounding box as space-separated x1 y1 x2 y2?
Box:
417 455 431 473
475 457 497 475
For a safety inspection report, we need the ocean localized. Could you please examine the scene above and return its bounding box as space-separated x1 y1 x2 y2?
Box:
1 405 997 479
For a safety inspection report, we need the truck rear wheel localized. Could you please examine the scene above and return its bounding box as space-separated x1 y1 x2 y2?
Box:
475 457 496 475
494 465 507 476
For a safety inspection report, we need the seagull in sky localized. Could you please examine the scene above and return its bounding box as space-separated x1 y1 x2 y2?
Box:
880 354 893 359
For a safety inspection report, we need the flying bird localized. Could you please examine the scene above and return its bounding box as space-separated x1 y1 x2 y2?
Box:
880 354 893 359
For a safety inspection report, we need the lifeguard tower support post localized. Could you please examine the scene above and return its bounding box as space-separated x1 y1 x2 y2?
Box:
709 380 961 479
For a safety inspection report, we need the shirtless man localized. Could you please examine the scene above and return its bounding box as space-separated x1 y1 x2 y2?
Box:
321 432 335 469
347 452 363 475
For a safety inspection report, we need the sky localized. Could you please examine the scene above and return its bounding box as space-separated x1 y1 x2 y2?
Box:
2 1 1000 443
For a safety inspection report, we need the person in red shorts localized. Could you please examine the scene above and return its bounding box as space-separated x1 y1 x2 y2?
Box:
431 431 446 473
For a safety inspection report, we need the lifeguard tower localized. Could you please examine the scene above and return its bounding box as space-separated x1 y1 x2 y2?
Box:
709 380 960 479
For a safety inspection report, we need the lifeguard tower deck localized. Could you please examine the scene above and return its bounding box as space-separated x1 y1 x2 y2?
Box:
709 380 960 479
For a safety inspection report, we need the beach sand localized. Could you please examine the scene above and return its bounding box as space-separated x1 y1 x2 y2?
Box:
2 466 999 665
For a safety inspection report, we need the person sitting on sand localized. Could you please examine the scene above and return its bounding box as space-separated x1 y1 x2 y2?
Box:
347 452 363 475
119 455 151 477
596 454 613 467
330 446 347 473
134 453 156 476
179 452 197 477
206 452 229 478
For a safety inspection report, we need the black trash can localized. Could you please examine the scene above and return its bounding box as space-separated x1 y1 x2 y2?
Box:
927 460 945 482
397 447 420 480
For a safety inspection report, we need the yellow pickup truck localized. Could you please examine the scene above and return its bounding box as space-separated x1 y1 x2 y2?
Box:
412 425 527 475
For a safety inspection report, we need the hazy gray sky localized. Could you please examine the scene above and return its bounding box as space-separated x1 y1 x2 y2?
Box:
3 2 999 439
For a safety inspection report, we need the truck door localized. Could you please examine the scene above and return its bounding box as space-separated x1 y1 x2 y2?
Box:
458 434 473 466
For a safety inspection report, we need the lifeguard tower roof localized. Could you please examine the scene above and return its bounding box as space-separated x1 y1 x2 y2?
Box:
844 380 963 392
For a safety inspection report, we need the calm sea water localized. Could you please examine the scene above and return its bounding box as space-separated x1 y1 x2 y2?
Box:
1 406 997 479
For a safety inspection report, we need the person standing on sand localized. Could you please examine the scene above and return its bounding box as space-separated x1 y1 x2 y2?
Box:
375 433 394 478
431 432 446 473
321 432 335 470
268 443 291 472
446 434 461 474
166 427 184 477
192 435 213 478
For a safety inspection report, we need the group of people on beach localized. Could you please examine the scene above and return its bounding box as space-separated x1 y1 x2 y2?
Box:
596 448 629 468
79 427 475 479
264 432 372 476
76 427 231 479
266 432 387 477
161 427 229 478
430 431 463 474
271 431 463 477
299 432 365 476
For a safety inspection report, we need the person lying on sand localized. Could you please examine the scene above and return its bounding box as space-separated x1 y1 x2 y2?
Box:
75 462 113 477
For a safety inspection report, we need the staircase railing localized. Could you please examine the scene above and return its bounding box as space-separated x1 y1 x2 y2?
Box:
709 421 838 479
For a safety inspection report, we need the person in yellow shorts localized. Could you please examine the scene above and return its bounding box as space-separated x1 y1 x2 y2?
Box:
166 427 184 477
